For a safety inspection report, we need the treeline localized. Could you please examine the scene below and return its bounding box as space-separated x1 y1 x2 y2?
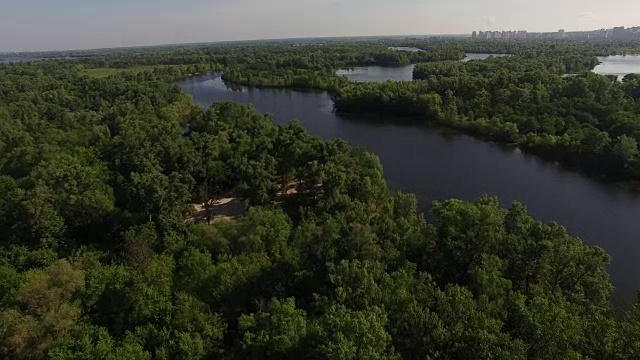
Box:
16 37 640 70
2 56 640 359
76 43 463 71
413 53 600 78
333 54 640 180
382 38 640 56
221 68 350 90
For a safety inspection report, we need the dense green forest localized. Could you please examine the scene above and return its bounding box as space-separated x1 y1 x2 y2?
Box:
67 38 640 182
2 39 640 359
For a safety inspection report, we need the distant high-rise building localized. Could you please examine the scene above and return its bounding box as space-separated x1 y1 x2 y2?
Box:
471 25 640 41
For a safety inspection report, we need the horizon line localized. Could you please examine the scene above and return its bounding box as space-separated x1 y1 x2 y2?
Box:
3 23 639 54
1 33 470 55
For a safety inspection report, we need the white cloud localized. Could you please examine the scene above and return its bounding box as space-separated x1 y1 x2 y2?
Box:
577 11 596 20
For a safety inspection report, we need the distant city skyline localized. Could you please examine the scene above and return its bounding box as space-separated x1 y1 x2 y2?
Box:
2 0 640 52
472 26 640 40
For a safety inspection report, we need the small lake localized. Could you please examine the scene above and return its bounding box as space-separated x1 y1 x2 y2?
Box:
180 73 640 304
337 65 415 82
463 53 511 62
389 46 426 52
594 55 640 80
0 56 48 63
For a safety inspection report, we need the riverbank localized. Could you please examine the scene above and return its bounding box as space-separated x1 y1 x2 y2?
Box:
190 73 640 187
179 72 640 302
332 96 640 188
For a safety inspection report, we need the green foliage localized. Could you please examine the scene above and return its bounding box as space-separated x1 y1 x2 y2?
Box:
310 304 398 360
81 66 164 79
0 260 85 359
237 298 307 359
1 41 639 360
49 325 151 360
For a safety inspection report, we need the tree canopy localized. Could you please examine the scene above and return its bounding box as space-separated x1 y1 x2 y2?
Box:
2 38 640 359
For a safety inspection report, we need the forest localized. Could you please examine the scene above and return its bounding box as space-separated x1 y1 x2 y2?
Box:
2 39 640 359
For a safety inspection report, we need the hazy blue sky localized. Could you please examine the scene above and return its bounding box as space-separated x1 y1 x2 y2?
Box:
1 0 640 52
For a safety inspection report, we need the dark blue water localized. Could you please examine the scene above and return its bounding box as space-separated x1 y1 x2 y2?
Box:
180 73 640 303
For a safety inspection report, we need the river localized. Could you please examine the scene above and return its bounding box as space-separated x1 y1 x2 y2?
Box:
337 53 512 82
179 71 640 304
382 50 640 81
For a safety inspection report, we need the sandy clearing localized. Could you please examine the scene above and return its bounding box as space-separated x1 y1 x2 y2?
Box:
188 196 246 224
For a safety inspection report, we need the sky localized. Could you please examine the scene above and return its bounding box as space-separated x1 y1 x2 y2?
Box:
1 0 640 52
